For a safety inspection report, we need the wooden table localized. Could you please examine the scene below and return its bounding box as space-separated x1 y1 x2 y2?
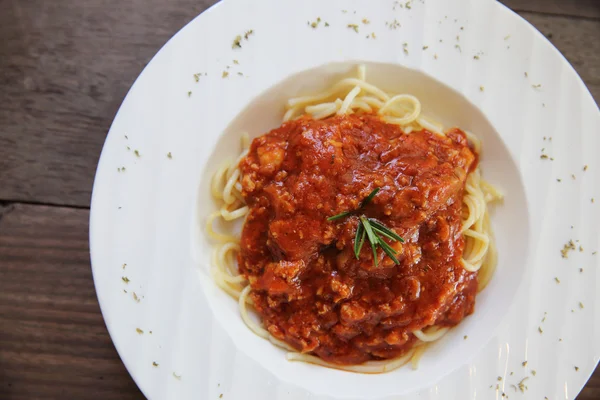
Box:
0 0 598 398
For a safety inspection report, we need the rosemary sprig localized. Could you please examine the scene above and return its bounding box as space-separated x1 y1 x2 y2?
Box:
356 216 403 266
327 188 404 266
327 188 380 221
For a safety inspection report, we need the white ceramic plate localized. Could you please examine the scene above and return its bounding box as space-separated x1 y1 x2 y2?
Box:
89 0 600 399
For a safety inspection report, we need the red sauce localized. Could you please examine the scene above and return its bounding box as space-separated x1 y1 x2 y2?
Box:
238 114 478 365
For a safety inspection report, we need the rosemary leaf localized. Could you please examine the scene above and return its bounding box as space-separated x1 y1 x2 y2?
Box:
360 216 379 267
378 238 400 264
377 237 397 254
360 188 380 207
327 211 352 221
369 219 404 242
354 223 366 259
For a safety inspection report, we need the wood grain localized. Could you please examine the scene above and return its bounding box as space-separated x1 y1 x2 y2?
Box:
500 0 600 19
0 0 214 208
0 204 145 400
0 0 598 208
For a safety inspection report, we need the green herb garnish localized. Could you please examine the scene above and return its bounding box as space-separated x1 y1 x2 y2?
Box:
327 211 352 221
369 219 404 242
327 188 379 221
232 35 242 48
354 223 366 258
360 215 379 265
357 216 402 266
327 188 404 265
359 187 380 207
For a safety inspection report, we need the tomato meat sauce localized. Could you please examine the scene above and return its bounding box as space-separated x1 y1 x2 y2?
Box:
238 114 479 365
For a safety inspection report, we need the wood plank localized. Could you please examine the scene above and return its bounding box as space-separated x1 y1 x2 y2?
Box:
580 376 600 400
0 204 144 400
500 0 600 19
0 0 215 208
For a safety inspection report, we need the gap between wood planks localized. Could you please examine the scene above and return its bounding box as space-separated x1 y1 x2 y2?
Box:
0 200 90 212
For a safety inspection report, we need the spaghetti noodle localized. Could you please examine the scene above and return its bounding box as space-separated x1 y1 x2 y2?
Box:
206 65 502 373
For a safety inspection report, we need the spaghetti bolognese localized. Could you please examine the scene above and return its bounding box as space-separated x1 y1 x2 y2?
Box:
207 65 501 373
